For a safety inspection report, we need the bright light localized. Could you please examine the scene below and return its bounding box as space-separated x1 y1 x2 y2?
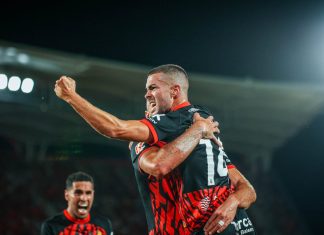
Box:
6 47 17 57
17 53 30 64
21 78 34 93
0 74 8 89
8 76 21 91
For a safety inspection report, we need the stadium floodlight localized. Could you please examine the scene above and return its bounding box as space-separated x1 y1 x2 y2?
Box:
21 78 34 93
0 74 8 89
17 53 30 64
8 76 21 91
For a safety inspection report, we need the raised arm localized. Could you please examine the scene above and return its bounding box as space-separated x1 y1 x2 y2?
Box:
139 113 219 178
54 76 152 143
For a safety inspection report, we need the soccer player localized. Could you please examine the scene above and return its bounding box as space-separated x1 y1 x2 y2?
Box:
138 65 256 235
130 111 219 234
54 64 256 234
41 171 113 235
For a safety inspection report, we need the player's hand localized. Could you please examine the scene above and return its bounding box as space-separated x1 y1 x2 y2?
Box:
54 76 76 102
192 113 223 148
203 195 239 234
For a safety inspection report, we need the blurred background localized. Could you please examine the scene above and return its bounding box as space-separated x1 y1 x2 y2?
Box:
1 1 324 234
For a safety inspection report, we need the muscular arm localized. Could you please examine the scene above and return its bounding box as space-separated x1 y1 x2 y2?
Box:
204 168 256 234
227 168 257 209
55 76 152 142
139 113 218 178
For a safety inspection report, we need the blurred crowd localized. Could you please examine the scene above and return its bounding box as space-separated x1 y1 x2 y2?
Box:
0 136 310 235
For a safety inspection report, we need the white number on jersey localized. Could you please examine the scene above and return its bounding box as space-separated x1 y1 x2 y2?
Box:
199 139 228 186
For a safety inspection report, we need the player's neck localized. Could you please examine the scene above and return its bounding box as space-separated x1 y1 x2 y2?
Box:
173 97 189 106
171 99 190 111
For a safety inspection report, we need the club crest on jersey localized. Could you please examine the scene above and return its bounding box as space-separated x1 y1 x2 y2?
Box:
199 196 210 212
135 142 146 155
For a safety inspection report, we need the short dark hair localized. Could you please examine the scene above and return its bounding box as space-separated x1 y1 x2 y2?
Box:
66 171 94 189
148 64 188 79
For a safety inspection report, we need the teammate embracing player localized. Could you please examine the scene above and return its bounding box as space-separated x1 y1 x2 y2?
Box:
55 64 256 235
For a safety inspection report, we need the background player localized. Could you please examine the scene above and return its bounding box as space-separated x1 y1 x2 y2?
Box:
130 111 218 234
41 171 113 235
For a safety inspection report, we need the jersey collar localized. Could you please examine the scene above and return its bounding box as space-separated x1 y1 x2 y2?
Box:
64 209 90 224
171 101 191 111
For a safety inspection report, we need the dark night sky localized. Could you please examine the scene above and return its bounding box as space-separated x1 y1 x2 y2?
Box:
1 1 324 234
2 1 324 83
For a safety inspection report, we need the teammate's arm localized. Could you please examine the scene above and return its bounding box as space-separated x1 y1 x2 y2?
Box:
54 76 152 143
227 168 257 209
204 168 257 234
139 113 219 178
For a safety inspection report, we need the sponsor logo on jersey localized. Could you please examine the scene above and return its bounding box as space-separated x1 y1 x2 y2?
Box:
188 107 200 113
231 217 254 235
135 142 146 155
148 114 166 124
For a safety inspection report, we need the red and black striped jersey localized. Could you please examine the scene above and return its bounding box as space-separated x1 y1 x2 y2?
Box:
41 209 113 235
140 102 235 233
130 141 189 235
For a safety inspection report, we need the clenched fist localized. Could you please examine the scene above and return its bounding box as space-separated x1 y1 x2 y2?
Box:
54 76 76 102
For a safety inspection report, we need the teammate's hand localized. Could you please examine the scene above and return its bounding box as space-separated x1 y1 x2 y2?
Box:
203 195 239 234
192 113 223 148
54 76 76 102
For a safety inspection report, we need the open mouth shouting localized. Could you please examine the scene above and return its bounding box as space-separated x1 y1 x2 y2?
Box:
77 202 89 216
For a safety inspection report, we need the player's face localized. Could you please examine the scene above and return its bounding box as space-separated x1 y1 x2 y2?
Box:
145 72 173 115
65 181 94 219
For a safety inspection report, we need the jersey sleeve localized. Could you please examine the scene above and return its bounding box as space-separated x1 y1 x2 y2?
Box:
222 149 236 169
130 142 155 175
130 142 151 163
140 113 180 145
